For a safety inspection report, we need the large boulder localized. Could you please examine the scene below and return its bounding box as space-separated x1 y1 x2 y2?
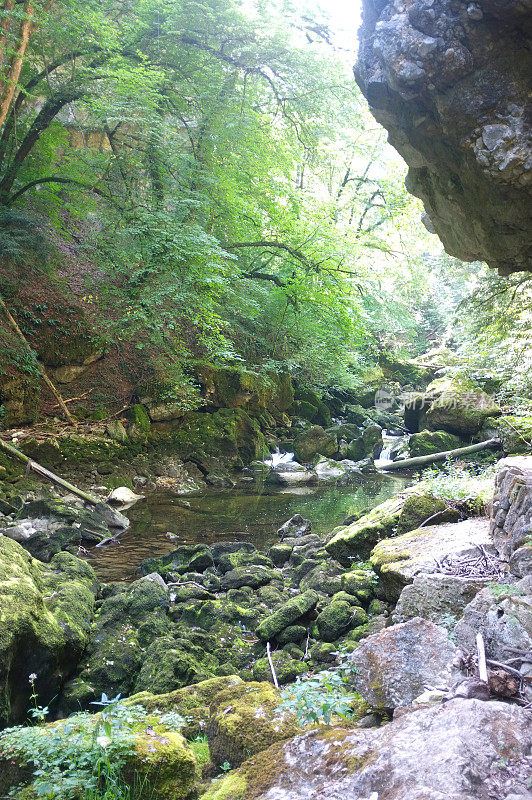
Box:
408 429 461 457
200 700 532 800
207 680 300 769
192 363 293 420
393 572 487 626
325 488 458 563
484 415 532 455
454 576 532 662
293 426 337 463
0 537 97 725
370 517 492 601
355 0 532 275
405 377 500 436
348 617 459 710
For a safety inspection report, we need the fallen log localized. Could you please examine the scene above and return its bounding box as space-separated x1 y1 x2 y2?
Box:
0 438 127 528
379 438 501 471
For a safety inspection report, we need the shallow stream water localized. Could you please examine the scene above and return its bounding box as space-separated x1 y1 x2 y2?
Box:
86 472 410 582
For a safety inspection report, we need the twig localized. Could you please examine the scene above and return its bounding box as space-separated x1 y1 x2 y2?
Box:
266 642 279 689
486 658 527 683
52 388 93 408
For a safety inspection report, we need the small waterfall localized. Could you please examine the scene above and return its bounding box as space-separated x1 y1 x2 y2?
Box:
375 429 409 467
267 447 295 468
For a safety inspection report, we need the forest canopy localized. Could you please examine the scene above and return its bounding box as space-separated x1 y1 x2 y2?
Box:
0 0 530 407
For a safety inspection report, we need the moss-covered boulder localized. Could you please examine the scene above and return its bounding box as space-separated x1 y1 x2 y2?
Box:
193 363 293 421
408 429 461 457
255 590 319 641
370 518 492 602
60 576 172 711
128 676 244 739
252 651 306 685
162 408 270 470
484 415 532 454
290 387 331 427
405 377 501 436
378 352 436 388
293 426 337 463
325 489 459 564
140 545 214 579
133 634 219 694
316 600 354 642
207 681 300 769
0 537 97 725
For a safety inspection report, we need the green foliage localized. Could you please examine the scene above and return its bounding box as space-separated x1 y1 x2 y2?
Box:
0 694 148 800
419 461 495 506
276 651 360 727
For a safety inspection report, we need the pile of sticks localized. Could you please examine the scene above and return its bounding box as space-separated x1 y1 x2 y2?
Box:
432 544 507 581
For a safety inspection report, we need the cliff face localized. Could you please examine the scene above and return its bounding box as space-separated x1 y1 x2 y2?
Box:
355 0 532 274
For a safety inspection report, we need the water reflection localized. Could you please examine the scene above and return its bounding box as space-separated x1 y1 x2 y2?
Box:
85 473 410 582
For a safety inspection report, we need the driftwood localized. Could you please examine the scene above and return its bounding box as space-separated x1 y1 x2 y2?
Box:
379 438 501 471
0 438 126 529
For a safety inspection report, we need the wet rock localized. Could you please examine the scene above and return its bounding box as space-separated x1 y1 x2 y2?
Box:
140 544 214 579
299 562 343 595
277 514 311 540
348 617 459 710
268 542 293 566
1 497 113 561
293 426 337 463
201 699 532 800
370 517 491 602
355 0 532 275
256 590 319 640
393 573 487 625
107 486 144 506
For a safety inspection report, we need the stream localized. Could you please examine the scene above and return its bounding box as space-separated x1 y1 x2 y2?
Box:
85 472 411 581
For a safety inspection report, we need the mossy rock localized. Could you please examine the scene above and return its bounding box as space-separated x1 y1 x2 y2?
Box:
128 676 244 740
192 363 293 420
316 600 354 642
325 489 454 564
207 680 300 769
140 544 214 579
396 493 460 534
252 651 306 685
293 426 337 463
162 408 270 470
378 353 436 388
408 429 461 457
133 635 219 695
407 376 501 436
340 570 376 602
256 590 319 641
0 538 97 726
487 415 532 454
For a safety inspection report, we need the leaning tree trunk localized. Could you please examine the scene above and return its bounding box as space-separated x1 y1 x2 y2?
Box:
0 295 77 425
379 438 501 471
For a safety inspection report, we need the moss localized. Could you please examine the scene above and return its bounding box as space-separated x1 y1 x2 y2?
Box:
0 538 96 725
125 728 198 800
256 590 319 640
326 494 407 564
409 429 461 457
316 601 353 642
207 681 300 769
252 652 306 685
396 493 460 534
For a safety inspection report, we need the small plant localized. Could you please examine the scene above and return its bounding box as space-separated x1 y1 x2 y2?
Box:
28 673 50 723
0 694 148 800
488 582 526 601
276 653 361 727
420 461 495 506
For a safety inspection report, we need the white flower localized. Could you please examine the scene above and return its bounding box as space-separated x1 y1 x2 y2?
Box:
96 733 112 749
28 673 37 683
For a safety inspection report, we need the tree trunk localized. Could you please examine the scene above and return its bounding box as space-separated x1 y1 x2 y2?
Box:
0 3 35 129
379 438 501 471
0 1 15 68
0 438 128 528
